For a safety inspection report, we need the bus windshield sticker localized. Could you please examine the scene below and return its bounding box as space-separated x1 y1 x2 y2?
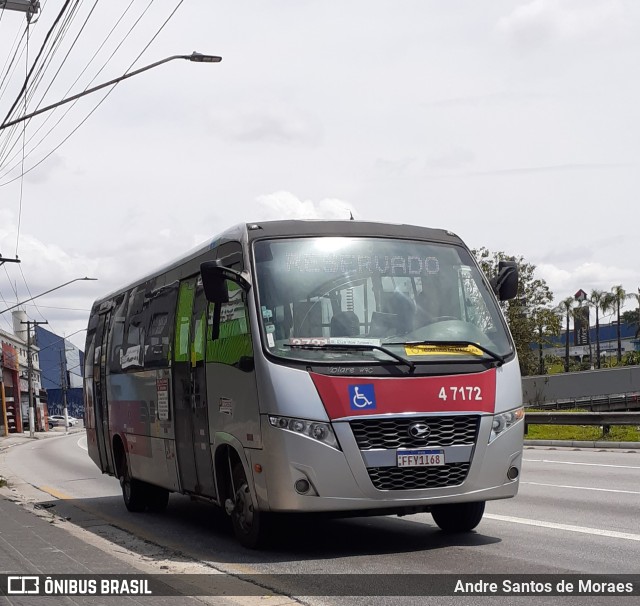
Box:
404 344 485 357
289 337 382 347
330 337 382 346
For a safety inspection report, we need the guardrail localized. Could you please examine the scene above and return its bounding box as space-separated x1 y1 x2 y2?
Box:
524 411 640 437
532 393 640 412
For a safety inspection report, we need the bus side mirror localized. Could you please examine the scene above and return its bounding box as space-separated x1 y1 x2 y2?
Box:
200 262 250 303
490 260 518 301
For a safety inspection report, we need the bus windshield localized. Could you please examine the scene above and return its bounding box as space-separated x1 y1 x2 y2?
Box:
252 237 514 365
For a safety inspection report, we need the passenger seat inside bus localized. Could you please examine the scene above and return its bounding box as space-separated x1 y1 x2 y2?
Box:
330 311 360 337
383 291 415 335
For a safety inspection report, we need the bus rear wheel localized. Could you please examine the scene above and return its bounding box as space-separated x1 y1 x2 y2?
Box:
431 501 485 532
228 461 270 549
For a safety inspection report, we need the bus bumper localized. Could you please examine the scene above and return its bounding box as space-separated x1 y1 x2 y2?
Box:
253 415 523 513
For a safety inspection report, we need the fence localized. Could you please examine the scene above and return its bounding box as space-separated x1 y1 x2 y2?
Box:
524 411 640 438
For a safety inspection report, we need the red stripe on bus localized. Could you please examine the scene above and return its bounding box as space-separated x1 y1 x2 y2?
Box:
310 369 497 419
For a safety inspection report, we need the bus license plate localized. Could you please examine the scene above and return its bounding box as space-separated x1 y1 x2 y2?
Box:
397 449 445 467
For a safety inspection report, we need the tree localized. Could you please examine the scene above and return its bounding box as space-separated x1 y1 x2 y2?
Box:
625 288 640 338
588 290 606 369
610 285 628 363
558 297 575 372
531 306 562 374
474 247 554 376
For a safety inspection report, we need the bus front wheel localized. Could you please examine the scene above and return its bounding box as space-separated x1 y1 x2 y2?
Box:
228 461 270 549
120 464 147 513
431 501 485 533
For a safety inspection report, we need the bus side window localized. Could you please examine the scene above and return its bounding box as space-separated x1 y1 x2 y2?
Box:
109 293 128 373
206 280 253 369
121 286 148 371
143 281 179 367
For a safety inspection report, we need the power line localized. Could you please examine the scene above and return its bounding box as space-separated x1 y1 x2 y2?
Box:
0 0 139 173
24 0 98 123
0 0 72 127
0 0 189 185
0 0 155 179
0 0 81 167
15 21 28 255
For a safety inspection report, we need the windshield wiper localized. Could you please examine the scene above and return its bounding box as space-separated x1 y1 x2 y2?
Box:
285 343 416 373
385 340 506 366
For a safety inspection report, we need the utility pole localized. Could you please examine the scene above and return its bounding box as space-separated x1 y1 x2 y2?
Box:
21 319 47 438
0 1 40 19
59 349 69 434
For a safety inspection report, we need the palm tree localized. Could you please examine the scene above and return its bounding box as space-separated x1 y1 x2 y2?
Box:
610 285 627 363
628 288 640 339
597 292 615 366
559 297 574 372
589 290 606 368
532 306 562 374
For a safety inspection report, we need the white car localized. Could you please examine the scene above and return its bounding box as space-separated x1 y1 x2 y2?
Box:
49 415 79 427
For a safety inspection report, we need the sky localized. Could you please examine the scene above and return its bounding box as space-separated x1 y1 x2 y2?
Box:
1 0 639 350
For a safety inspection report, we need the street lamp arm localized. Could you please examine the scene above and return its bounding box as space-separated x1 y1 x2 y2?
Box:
0 52 221 130
0 277 97 315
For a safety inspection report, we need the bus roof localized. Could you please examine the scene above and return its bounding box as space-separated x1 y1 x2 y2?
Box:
244 220 463 244
91 220 465 307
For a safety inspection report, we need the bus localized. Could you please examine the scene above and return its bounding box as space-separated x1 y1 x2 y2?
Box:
84 220 523 548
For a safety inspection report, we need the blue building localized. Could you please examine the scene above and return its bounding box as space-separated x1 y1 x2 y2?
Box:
544 320 639 364
34 326 85 418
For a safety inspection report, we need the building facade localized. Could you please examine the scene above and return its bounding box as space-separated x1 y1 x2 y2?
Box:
544 320 639 366
0 311 44 434
34 324 84 419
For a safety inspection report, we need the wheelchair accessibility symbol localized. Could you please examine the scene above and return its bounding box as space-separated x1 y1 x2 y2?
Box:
349 384 376 410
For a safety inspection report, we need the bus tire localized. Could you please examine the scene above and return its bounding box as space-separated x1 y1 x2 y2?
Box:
431 501 485 533
145 485 170 513
120 464 147 513
229 461 270 549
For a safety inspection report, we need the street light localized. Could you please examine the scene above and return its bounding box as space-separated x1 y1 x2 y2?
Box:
0 277 97 315
0 52 222 130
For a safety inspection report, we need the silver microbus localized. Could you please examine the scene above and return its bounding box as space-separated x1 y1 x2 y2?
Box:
84 220 523 548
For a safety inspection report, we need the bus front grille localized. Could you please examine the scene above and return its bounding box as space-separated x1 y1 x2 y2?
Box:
349 415 479 450
367 463 471 490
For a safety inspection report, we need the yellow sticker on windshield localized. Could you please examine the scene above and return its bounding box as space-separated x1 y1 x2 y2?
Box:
404 344 484 357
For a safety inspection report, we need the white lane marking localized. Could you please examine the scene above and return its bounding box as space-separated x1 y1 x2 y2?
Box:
485 513 640 542
524 458 640 470
77 435 88 452
522 481 640 495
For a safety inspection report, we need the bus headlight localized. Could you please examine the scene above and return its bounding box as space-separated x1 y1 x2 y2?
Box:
489 407 524 443
268 416 340 449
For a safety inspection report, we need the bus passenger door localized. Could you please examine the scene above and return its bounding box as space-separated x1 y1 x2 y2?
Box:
93 309 114 474
173 277 216 497
206 279 260 453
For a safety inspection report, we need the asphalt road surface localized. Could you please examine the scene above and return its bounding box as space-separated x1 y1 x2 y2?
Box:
1 433 638 605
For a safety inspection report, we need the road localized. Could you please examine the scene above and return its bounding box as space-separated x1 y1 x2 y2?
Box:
1 433 639 605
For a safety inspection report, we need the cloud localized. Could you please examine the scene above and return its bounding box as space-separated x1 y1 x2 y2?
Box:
210 108 322 146
255 191 357 221
372 157 417 178
497 0 627 50
537 261 639 311
427 148 476 170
